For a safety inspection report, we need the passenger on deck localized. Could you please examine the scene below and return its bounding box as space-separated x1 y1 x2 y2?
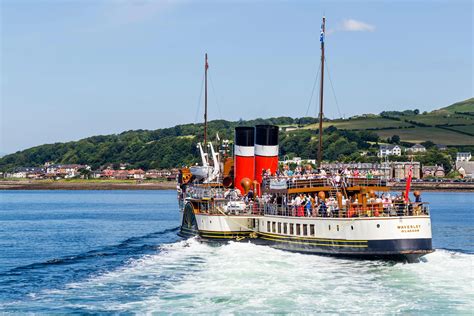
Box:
319 199 328 217
353 168 360 178
290 196 296 216
296 194 304 217
304 194 312 217
246 189 254 201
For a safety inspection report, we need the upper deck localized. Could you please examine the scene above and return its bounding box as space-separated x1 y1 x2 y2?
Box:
262 175 389 194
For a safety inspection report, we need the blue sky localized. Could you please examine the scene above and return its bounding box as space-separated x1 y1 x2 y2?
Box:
1 0 472 154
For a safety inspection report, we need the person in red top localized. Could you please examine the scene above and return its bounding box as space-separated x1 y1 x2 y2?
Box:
353 168 360 178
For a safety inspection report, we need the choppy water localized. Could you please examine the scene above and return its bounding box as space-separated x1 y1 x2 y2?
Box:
0 190 472 314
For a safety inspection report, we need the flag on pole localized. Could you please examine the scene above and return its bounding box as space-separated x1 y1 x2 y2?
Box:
320 24 324 43
404 164 413 202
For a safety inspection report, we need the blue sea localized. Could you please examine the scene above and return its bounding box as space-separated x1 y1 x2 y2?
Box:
0 190 472 314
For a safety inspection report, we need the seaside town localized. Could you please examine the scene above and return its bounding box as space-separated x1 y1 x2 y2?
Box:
2 163 178 181
2 145 473 182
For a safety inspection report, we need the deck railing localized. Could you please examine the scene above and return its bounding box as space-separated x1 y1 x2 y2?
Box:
194 199 429 218
262 176 386 191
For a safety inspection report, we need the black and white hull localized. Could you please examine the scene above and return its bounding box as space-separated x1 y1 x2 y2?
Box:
178 205 433 262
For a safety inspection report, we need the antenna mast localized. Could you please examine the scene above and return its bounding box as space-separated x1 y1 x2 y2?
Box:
318 16 325 168
204 53 209 147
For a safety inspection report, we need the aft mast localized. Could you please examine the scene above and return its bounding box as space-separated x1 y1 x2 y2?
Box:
204 53 209 147
318 16 325 168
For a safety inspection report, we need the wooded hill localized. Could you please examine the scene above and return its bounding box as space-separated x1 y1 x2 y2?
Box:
1 98 473 172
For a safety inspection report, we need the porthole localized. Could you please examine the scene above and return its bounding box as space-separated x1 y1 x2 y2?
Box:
377 224 380 228
351 226 354 230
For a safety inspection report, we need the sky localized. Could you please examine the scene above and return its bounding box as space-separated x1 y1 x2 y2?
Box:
1 0 472 154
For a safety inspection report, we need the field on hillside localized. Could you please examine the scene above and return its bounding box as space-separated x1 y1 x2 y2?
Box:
402 113 473 126
375 127 474 145
299 104 474 145
305 117 413 130
441 125 474 136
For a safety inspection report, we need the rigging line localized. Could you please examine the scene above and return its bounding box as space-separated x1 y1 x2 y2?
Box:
194 73 205 124
324 56 342 119
305 61 322 117
208 71 223 120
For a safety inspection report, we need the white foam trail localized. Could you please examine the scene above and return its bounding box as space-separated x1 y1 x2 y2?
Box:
14 241 474 314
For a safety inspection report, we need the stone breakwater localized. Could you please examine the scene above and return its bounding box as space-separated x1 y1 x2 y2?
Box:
0 180 177 190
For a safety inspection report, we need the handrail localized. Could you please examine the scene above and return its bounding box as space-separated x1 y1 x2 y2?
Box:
191 198 429 218
262 176 386 191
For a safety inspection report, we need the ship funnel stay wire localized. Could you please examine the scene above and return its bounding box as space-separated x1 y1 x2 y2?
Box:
324 56 342 119
209 71 223 120
194 73 205 124
305 60 321 117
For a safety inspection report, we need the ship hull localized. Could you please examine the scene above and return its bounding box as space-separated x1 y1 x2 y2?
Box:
178 206 433 262
189 230 432 262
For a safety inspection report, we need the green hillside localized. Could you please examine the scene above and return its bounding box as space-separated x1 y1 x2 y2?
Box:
433 98 474 114
2 99 474 172
0 117 319 171
302 98 474 145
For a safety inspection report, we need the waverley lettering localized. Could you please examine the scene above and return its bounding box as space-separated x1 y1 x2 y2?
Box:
397 224 421 233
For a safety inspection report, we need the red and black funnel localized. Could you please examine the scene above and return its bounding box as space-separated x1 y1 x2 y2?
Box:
234 127 255 193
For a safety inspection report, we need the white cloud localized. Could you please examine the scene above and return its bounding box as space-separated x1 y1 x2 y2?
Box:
340 19 376 32
326 19 376 35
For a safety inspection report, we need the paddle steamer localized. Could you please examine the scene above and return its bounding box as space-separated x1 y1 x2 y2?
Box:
177 17 433 262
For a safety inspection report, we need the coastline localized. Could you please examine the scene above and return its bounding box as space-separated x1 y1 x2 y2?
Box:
0 180 177 190
1 179 473 192
389 182 474 192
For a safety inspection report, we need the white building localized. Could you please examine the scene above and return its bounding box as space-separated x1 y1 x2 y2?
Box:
406 144 426 153
456 152 472 162
379 145 402 157
281 157 317 166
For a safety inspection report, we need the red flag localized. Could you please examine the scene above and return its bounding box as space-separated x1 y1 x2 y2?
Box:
205 54 209 70
405 164 413 202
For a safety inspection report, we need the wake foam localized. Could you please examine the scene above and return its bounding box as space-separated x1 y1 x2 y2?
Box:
3 240 473 314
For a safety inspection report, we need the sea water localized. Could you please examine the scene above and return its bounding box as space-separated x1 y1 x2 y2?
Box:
0 190 472 314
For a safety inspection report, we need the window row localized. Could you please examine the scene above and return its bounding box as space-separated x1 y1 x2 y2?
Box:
266 221 316 236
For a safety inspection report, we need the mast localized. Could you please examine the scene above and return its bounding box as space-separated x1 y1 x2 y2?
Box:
317 16 325 168
204 53 209 147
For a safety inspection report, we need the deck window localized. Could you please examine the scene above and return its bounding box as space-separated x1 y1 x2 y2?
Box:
310 224 315 236
290 223 294 235
278 222 282 234
267 221 270 232
296 224 301 235
283 223 288 234
272 222 276 233
303 224 308 236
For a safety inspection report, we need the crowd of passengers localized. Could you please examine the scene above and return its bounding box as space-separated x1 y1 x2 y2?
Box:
243 190 426 218
265 165 385 179
260 166 387 189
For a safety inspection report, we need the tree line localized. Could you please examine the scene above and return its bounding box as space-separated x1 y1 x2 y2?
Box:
0 116 458 172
